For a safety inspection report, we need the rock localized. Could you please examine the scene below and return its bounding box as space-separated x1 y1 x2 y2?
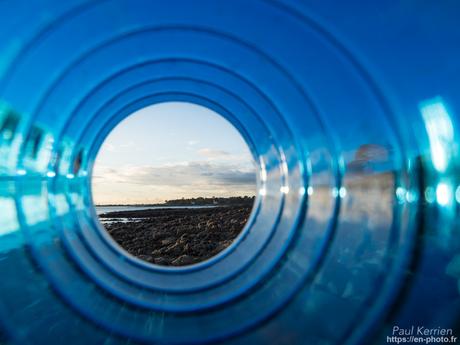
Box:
151 249 163 256
166 243 183 256
103 205 253 266
206 220 216 227
171 255 195 266
137 254 153 261
153 257 170 265
178 233 189 244
161 237 176 246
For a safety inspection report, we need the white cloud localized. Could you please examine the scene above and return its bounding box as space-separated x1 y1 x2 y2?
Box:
95 161 255 186
197 148 231 158
92 161 256 204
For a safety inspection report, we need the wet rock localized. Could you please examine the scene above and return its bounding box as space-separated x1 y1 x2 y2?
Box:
137 254 153 262
161 237 176 246
103 206 252 266
171 255 195 266
166 243 183 256
153 257 170 266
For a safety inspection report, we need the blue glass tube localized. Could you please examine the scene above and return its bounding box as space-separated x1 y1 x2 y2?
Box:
0 1 459 344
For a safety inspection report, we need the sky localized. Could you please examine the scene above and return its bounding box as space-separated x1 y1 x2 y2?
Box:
91 102 256 205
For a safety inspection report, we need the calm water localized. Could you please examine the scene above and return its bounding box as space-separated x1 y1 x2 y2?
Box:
96 205 217 215
95 205 217 223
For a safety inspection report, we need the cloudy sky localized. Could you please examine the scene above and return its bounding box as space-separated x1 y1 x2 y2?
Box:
91 102 256 205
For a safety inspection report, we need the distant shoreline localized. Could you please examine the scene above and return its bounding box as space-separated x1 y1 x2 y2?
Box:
96 204 180 207
95 196 255 208
98 205 218 218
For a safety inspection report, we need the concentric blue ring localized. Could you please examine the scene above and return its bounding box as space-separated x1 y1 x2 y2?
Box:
0 1 459 344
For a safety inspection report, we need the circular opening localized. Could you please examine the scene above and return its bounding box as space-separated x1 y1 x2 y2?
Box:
91 102 256 266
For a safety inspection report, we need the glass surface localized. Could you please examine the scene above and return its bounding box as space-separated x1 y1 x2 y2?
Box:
0 1 458 344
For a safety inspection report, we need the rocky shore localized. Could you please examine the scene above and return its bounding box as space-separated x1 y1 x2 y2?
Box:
101 206 252 266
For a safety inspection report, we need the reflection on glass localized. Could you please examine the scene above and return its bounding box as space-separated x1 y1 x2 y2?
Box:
419 97 455 173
